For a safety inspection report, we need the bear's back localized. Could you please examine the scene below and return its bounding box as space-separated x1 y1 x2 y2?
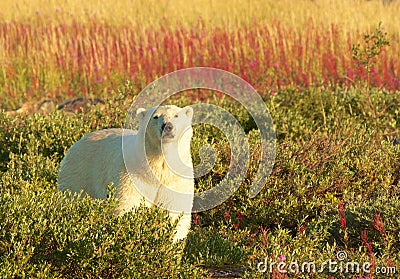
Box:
58 128 135 198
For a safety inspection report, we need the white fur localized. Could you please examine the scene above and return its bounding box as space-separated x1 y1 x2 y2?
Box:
58 105 194 241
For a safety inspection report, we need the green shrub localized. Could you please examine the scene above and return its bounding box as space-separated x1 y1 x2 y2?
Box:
1 85 399 278
0 189 204 278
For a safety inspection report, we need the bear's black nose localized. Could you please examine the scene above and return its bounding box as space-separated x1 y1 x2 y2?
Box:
162 122 174 133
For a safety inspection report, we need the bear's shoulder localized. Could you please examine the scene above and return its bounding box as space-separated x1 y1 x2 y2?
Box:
83 128 137 143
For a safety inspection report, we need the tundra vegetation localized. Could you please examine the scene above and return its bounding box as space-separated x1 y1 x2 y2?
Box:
0 0 399 278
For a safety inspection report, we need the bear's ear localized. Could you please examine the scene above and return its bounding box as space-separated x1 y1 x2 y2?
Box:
136 108 147 121
182 106 193 120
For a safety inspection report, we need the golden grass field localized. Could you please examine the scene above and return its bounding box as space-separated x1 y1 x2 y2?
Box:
1 0 399 109
1 0 399 32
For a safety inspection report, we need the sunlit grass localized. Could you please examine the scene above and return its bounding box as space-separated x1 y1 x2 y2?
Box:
1 0 399 110
1 0 400 32
1 17 399 110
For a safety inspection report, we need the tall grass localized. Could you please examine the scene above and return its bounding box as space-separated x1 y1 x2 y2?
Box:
1 17 399 109
1 0 400 32
1 0 400 109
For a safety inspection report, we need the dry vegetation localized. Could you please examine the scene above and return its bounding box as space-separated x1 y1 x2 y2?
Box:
1 0 399 109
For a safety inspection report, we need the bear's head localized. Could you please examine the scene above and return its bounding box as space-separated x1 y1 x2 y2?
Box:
136 105 193 148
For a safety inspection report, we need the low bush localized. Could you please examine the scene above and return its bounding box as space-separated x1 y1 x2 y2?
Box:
1 85 399 278
0 188 205 278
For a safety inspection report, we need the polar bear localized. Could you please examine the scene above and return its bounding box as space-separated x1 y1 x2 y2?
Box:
58 105 194 241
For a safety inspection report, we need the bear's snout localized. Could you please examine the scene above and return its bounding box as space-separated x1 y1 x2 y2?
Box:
162 122 174 135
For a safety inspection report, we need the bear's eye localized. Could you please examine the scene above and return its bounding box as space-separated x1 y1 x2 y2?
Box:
153 115 159 119
174 114 178 118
